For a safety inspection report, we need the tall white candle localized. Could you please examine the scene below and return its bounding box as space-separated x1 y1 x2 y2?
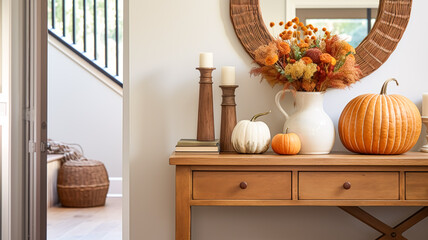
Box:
221 66 235 85
423 93 428 117
199 52 213 68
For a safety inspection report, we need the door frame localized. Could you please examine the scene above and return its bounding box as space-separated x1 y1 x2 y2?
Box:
27 0 48 239
1 0 47 239
1 0 27 239
2 0 133 239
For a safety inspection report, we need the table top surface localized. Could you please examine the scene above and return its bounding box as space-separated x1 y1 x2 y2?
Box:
48 154 64 163
169 151 428 166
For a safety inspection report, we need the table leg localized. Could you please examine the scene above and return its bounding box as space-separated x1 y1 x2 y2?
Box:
340 206 428 240
176 166 192 240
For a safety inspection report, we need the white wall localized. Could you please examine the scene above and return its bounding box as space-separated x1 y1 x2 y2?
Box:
127 0 428 239
48 43 123 196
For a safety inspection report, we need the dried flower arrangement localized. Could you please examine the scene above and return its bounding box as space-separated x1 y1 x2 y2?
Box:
251 18 363 92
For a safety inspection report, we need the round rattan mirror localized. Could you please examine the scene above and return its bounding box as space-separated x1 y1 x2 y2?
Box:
230 0 412 77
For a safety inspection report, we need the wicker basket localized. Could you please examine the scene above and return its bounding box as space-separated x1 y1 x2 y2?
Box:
57 159 109 207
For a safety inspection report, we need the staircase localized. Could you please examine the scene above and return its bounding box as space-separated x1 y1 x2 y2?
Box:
48 0 123 87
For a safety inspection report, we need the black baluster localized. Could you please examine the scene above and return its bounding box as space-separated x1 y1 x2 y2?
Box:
94 0 97 60
52 0 55 29
104 0 108 68
115 0 119 76
83 0 87 52
62 0 66 36
72 0 76 44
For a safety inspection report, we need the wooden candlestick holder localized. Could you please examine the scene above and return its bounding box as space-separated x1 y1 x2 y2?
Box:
196 67 216 141
219 85 238 152
420 117 428 152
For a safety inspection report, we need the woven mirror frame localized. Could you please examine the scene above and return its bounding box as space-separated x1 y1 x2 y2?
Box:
230 0 412 77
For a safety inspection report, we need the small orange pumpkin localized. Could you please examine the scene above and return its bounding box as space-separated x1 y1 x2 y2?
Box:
338 78 421 154
271 130 301 155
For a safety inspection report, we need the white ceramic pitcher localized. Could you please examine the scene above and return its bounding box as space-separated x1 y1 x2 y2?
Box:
275 90 335 154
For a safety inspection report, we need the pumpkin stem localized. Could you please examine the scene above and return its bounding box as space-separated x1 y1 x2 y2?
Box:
380 78 399 95
250 110 271 122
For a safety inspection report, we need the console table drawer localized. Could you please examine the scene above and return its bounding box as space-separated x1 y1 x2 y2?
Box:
406 172 428 200
193 171 291 200
299 172 399 200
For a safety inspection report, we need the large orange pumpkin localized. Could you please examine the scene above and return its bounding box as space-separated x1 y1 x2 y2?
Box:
339 78 421 154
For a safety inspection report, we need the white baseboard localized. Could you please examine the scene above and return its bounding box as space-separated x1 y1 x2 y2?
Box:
108 177 122 197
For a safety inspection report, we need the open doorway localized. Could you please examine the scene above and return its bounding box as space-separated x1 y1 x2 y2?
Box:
1 0 125 238
46 0 123 239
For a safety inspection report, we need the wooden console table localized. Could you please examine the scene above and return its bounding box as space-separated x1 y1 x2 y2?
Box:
170 152 428 240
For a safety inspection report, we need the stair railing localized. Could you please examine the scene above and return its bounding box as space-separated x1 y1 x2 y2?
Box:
48 0 122 87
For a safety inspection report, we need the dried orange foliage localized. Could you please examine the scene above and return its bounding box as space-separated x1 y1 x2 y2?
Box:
250 17 362 92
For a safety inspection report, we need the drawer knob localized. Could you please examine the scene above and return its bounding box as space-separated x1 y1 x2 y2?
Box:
239 181 248 189
343 182 351 190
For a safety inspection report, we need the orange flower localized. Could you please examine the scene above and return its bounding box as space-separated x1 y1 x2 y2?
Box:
279 21 284 26
302 81 316 92
320 53 336 65
322 27 327 31
342 42 356 54
254 42 278 66
282 34 291 40
270 22 275 27
287 21 292 26
287 30 292 35
302 26 308 31
301 57 313 64
298 43 309 49
265 54 279 65
311 36 316 40
289 59 296 63
277 41 291 55
314 28 318 32
320 53 333 63
308 31 313 36
299 22 304 27
293 25 297 29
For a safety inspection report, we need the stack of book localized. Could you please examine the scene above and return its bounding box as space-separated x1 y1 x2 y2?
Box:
175 139 219 154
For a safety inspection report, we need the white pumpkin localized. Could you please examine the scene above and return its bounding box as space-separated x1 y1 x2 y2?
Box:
231 111 271 154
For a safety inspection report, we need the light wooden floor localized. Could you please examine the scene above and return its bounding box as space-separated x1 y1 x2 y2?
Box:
47 198 122 240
